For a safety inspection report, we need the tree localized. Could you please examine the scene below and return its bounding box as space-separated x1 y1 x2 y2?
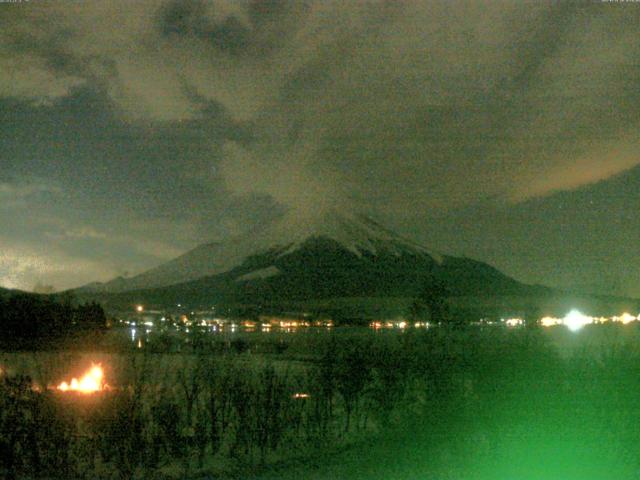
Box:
408 277 451 325
73 302 107 332
523 302 541 328
0 294 107 349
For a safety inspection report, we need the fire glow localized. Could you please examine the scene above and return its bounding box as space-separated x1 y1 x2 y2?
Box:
57 364 106 394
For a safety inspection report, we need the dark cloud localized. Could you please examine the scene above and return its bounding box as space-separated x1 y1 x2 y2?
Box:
159 0 209 37
165 6 249 55
159 0 301 56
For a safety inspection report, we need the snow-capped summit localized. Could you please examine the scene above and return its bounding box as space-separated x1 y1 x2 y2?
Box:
257 208 442 260
82 209 442 293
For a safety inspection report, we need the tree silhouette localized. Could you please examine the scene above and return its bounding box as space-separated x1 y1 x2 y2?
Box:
0 294 107 349
408 277 451 324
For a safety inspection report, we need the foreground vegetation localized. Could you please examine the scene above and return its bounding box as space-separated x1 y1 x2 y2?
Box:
2 326 640 479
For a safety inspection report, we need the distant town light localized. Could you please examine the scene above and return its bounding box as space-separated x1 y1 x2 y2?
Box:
505 318 524 327
540 316 562 327
618 312 636 325
136 305 144 313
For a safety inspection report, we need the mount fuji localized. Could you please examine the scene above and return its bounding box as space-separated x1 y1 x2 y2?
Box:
78 209 541 311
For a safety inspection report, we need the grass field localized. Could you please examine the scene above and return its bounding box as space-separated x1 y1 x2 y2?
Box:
2 324 640 479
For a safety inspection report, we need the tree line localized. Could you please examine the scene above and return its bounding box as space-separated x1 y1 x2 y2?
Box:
0 293 107 350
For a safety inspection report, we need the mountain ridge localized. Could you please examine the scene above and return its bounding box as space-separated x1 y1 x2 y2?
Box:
80 210 443 294
72 209 558 317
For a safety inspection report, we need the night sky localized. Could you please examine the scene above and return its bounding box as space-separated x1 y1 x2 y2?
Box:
1 1 639 296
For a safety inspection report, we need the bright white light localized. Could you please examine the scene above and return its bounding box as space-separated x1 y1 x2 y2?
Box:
563 309 592 332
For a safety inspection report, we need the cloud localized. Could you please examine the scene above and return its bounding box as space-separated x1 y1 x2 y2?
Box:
214 2 640 216
0 219 187 291
42 218 188 268
45 226 107 241
513 134 640 201
0 192 191 290
0 241 114 291
0 179 61 208
0 4 85 103
1 0 639 219
0 181 57 198
32 282 56 294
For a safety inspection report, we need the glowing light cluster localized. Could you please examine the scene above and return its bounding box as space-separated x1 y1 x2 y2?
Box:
369 320 430 330
613 312 638 325
537 311 638 330
57 364 106 394
504 318 524 327
292 392 310 399
540 316 562 327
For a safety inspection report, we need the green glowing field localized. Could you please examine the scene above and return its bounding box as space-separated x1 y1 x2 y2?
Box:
257 325 640 480
3 325 640 479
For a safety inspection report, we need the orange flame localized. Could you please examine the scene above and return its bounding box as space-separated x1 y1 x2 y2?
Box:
57 364 105 394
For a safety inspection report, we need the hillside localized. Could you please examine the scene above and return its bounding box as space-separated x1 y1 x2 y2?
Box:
75 211 556 315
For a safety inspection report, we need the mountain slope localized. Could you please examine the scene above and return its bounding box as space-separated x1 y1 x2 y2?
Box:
76 210 548 314
0 286 27 298
82 210 443 293
0 287 15 299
